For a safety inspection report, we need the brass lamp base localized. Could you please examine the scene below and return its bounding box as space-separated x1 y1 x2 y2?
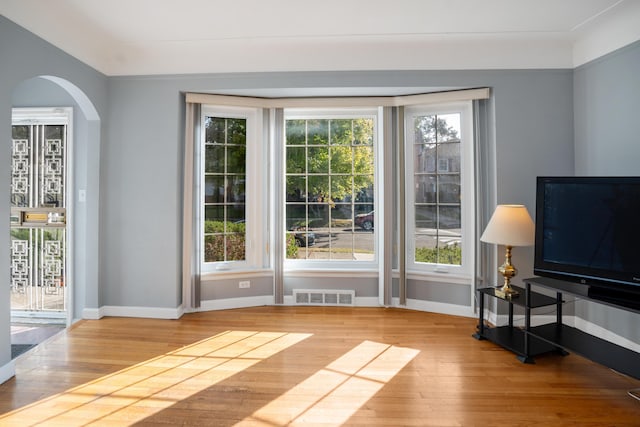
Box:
495 285 519 299
495 245 519 299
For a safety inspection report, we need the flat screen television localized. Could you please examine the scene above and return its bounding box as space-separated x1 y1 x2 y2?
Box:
534 176 640 306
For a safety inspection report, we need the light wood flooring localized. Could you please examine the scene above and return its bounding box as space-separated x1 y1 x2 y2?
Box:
0 306 638 426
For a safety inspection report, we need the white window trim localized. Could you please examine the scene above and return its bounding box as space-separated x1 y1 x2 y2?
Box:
283 107 380 271
199 105 264 273
404 101 475 279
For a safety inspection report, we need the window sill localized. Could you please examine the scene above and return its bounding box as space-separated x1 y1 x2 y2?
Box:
405 269 473 285
200 269 273 282
284 267 379 278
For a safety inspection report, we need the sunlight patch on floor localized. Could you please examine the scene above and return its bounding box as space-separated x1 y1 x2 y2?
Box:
0 330 311 426
238 340 420 426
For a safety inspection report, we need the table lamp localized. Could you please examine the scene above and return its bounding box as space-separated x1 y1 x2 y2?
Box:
480 204 535 298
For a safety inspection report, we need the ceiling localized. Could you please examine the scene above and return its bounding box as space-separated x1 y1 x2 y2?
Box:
2 0 639 76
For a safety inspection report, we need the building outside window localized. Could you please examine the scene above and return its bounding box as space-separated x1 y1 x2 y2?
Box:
405 102 474 277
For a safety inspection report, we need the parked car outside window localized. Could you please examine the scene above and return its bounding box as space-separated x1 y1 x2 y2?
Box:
354 211 374 231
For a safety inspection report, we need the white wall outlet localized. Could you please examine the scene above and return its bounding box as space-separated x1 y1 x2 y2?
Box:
239 281 250 289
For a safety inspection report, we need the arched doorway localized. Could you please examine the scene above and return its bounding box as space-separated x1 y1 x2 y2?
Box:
9 76 100 329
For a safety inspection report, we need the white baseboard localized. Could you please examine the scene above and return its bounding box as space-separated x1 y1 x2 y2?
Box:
574 317 640 353
83 305 183 320
354 296 382 307
82 307 103 320
198 296 275 312
403 298 475 318
0 360 15 385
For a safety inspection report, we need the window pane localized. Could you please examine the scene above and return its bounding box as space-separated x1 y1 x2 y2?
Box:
308 175 329 202
205 205 225 223
285 115 375 262
331 204 352 225
331 175 352 202
286 176 307 202
205 117 225 143
286 204 307 229
353 146 374 174
204 176 224 203
331 146 352 173
353 232 375 260
353 119 374 145
308 204 329 229
286 119 306 145
415 205 436 230
286 147 306 173
226 233 246 261
308 147 329 173
227 145 246 173
415 231 441 264
204 235 224 262
227 118 246 145
308 120 329 145
437 142 460 173
227 176 245 203
414 144 436 173
438 175 460 203
330 119 352 145
227 206 245 223
205 145 224 173
414 115 437 144
435 113 461 142
415 175 436 203
354 185 374 203
439 205 460 229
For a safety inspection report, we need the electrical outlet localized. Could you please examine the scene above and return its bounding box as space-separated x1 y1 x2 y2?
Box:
239 281 250 289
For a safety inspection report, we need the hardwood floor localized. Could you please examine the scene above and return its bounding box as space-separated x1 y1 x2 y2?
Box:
0 306 638 426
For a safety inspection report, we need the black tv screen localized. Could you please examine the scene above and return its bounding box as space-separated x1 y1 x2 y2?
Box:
534 176 640 293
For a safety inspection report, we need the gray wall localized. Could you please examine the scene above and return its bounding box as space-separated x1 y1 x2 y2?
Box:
106 70 573 311
0 16 107 372
573 40 640 344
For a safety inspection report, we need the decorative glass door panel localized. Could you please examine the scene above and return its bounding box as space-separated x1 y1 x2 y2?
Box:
10 117 68 313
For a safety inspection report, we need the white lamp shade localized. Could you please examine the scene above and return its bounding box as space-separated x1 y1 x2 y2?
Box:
480 204 535 247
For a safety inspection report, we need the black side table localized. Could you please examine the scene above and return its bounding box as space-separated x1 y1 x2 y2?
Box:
473 285 560 363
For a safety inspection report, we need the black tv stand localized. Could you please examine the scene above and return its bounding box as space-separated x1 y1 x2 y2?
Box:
523 277 640 380
587 286 640 312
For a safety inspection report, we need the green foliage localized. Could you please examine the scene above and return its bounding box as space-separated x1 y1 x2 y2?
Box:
285 118 374 204
204 220 245 234
204 220 247 262
286 233 298 258
414 115 460 145
203 220 299 261
415 244 462 265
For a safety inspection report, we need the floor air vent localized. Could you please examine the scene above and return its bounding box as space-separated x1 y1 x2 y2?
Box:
293 289 355 306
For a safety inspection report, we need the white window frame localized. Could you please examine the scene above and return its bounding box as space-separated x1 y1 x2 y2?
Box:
404 101 475 279
283 107 380 271
199 105 264 273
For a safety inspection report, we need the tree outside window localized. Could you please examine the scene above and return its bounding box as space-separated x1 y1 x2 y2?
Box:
285 115 375 261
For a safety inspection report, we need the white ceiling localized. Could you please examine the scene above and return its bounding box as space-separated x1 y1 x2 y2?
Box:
2 0 639 76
